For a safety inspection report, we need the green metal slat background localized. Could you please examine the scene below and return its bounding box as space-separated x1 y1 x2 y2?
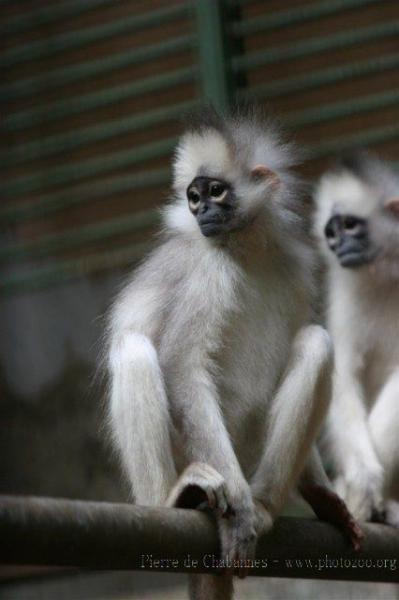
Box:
0 34 195 102
1 100 200 166
231 0 381 36
2 66 198 131
0 241 153 296
287 89 399 128
0 0 116 35
1 0 399 294
241 54 399 100
0 210 160 264
233 21 399 72
2 136 177 199
0 168 170 224
0 3 189 67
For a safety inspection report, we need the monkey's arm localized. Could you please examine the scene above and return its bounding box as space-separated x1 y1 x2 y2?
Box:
326 303 385 520
169 352 252 505
250 325 333 518
166 351 260 569
109 331 178 505
369 370 399 496
328 375 385 520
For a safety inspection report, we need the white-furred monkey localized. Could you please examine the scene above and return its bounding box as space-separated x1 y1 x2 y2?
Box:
314 150 399 528
107 108 361 600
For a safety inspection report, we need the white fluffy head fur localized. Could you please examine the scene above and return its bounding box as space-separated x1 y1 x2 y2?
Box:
163 107 304 240
313 151 399 267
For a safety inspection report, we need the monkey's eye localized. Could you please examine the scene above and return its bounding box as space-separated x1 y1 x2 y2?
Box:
187 188 200 205
210 182 226 198
325 224 335 239
343 216 358 231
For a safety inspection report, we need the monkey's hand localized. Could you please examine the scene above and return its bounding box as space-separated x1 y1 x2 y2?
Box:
334 459 385 523
165 462 231 517
218 494 273 579
165 464 272 578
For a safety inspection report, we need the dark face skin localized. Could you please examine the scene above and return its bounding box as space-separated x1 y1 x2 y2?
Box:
324 213 377 268
187 176 238 237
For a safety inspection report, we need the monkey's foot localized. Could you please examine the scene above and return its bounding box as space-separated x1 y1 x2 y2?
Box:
303 484 364 551
165 462 231 518
383 500 399 528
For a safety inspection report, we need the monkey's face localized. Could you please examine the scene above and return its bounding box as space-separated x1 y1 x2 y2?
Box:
324 213 376 268
186 176 240 237
171 121 285 240
315 153 399 275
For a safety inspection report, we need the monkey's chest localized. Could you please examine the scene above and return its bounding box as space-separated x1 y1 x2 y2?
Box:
215 301 294 476
361 312 399 405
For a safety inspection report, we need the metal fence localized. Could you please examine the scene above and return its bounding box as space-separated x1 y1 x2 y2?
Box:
1 0 399 296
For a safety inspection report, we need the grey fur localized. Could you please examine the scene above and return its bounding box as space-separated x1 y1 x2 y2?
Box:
314 151 399 525
107 110 334 600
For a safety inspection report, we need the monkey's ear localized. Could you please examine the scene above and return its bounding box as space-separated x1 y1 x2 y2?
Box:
251 164 279 185
386 198 399 217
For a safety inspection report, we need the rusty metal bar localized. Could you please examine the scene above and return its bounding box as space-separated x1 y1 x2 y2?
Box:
0 496 398 581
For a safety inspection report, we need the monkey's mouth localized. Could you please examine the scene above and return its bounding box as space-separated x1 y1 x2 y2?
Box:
337 247 378 268
198 215 233 237
338 251 369 268
199 221 226 236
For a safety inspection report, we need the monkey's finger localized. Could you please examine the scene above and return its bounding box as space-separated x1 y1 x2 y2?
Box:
237 531 257 579
215 486 231 518
349 521 365 552
335 497 365 551
222 523 257 579
230 540 253 579
202 484 217 511
218 520 236 565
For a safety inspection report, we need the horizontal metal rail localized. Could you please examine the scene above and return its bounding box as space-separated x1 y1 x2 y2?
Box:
287 89 399 128
307 123 399 160
233 21 399 72
241 53 399 100
0 242 151 296
1 137 176 199
0 210 159 264
3 89 398 168
3 67 198 132
231 0 381 37
0 496 398 582
0 0 116 35
0 168 169 224
0 34 195 102
1 100 199 166
0 3 189 68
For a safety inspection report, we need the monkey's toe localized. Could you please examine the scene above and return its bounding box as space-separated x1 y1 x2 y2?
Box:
303 484 364 550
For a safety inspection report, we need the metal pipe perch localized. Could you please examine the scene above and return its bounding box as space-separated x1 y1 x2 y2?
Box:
0 496 398 582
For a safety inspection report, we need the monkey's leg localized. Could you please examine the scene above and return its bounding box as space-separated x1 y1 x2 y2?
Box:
368 370 399 525
251 325 333 520
109 332 177 505
299 448 363 550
